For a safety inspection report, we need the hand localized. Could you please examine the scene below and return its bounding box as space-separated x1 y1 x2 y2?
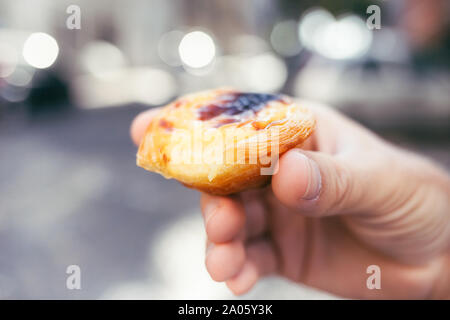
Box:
131 100 450 299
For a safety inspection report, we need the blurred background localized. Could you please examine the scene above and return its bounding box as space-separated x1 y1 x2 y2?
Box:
0 0 449 299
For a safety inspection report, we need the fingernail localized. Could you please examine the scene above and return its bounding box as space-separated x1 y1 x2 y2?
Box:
297 151 321 200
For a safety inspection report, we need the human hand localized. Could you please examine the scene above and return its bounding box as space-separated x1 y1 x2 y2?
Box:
131 100 450 299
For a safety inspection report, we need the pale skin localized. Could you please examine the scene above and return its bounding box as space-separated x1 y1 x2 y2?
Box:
131 100 450 299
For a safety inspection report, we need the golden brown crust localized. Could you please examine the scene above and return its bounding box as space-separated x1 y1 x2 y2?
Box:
137 88 315 195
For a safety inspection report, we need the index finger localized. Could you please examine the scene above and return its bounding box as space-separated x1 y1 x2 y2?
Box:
130 108 161 146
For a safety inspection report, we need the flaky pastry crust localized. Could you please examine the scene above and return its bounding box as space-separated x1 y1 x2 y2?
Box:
137 88 315 195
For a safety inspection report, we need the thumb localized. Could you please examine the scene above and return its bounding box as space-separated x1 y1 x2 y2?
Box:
272 148 367 216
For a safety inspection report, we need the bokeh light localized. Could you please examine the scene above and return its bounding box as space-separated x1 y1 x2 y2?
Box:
5 68 33 87
314 15 372 60
133 68 177 105
22 32 59 69
298 8 334 51
72 67 177 108
79 41 126 77
158 30 184 67
1 85 30 102
0 43 18 78
178 31 216 69
299 8 372 60
229 34 269 55
243 53 287 92
270 20 302 57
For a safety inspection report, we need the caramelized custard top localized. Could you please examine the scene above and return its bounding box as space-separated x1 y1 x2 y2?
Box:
197 92 282 122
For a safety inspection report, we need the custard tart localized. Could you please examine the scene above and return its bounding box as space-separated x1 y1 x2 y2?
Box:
137 88 315 195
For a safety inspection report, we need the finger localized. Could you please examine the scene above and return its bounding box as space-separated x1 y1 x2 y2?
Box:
240 191 268 239
130 108 161 146
205 241 246 282
272 148 367 216
226 239 278 295
200 193 245 243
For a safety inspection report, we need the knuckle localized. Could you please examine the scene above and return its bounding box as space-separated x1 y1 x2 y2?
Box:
332 162 354 210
